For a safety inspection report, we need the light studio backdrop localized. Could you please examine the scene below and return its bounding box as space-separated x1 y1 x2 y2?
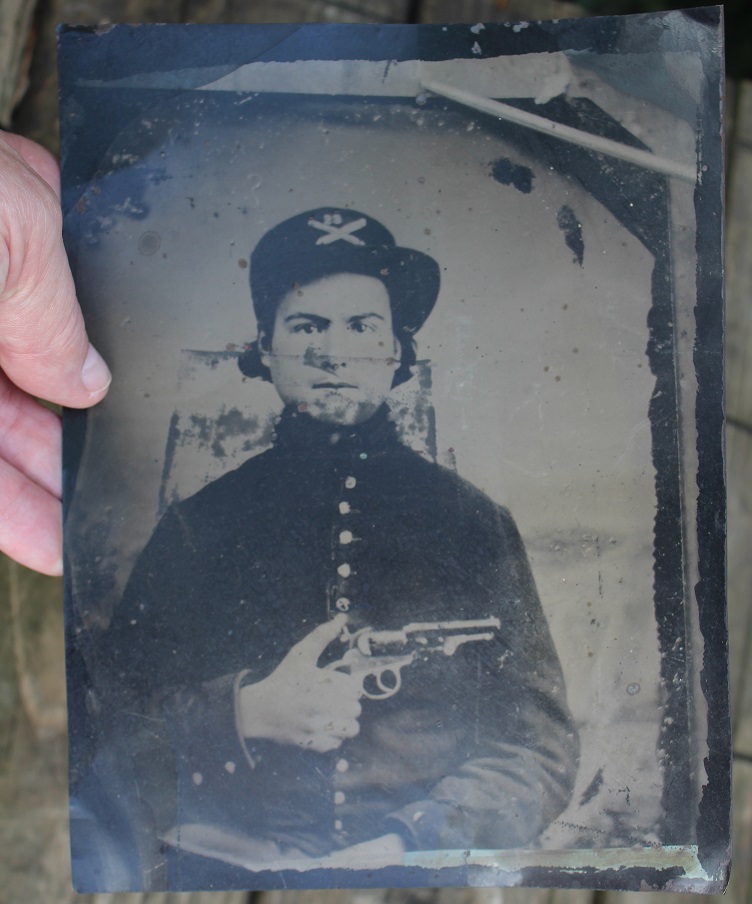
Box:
59 10 727 894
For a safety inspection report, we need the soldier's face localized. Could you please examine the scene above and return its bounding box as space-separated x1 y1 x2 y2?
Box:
260 273 400 426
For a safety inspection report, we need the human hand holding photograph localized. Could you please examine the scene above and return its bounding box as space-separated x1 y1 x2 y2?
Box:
59 9 728 895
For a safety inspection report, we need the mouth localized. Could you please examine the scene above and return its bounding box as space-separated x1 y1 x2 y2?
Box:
312 381 358 390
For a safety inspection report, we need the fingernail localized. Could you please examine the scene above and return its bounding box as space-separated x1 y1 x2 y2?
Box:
81 344 112 396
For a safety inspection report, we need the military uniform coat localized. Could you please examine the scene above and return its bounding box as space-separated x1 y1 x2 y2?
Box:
98 406 578 879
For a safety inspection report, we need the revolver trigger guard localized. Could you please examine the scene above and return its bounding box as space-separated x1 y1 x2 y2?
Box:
362 667 402 700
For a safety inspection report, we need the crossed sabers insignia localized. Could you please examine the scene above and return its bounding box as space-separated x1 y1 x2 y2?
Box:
308 213 367 246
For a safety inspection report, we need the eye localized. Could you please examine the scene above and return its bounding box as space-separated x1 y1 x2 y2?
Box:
350 320 374 334
291 322 320 335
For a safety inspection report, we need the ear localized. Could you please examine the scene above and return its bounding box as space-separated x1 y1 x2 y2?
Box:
258 331 272 368
390 335 401 366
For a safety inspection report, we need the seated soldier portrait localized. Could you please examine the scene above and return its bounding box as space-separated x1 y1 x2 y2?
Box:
92 207 579 888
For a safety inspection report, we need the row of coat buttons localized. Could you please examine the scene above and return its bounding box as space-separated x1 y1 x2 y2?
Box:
334 758 349 831
333 470 358 831
334 472 359 613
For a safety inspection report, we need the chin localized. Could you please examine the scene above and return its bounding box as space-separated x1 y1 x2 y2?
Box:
304 396 381 426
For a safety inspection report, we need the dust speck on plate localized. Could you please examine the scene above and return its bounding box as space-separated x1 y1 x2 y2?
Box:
138 231 161 256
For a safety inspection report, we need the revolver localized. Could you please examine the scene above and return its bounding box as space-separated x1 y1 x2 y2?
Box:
328 617 501 700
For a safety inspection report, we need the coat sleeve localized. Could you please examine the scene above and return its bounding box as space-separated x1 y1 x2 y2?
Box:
94 504 276 842
381 504 579 851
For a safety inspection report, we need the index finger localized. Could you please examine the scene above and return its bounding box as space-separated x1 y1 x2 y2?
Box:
291 613 349 663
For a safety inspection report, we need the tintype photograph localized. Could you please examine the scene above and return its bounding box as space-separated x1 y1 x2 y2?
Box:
59 10 728 895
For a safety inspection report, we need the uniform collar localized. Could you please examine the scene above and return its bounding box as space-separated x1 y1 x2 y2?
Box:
274 404 401 456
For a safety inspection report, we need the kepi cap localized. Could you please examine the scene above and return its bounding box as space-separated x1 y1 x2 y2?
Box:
250 208 440 335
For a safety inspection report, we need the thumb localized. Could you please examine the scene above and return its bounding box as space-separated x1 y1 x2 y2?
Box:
292 613 349 664
0 133 111 407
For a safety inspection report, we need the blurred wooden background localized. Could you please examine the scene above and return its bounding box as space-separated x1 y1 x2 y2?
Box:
0 1 748 903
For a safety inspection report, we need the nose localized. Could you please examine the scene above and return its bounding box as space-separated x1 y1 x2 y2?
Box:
303 345 346 373
305 325 356 372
